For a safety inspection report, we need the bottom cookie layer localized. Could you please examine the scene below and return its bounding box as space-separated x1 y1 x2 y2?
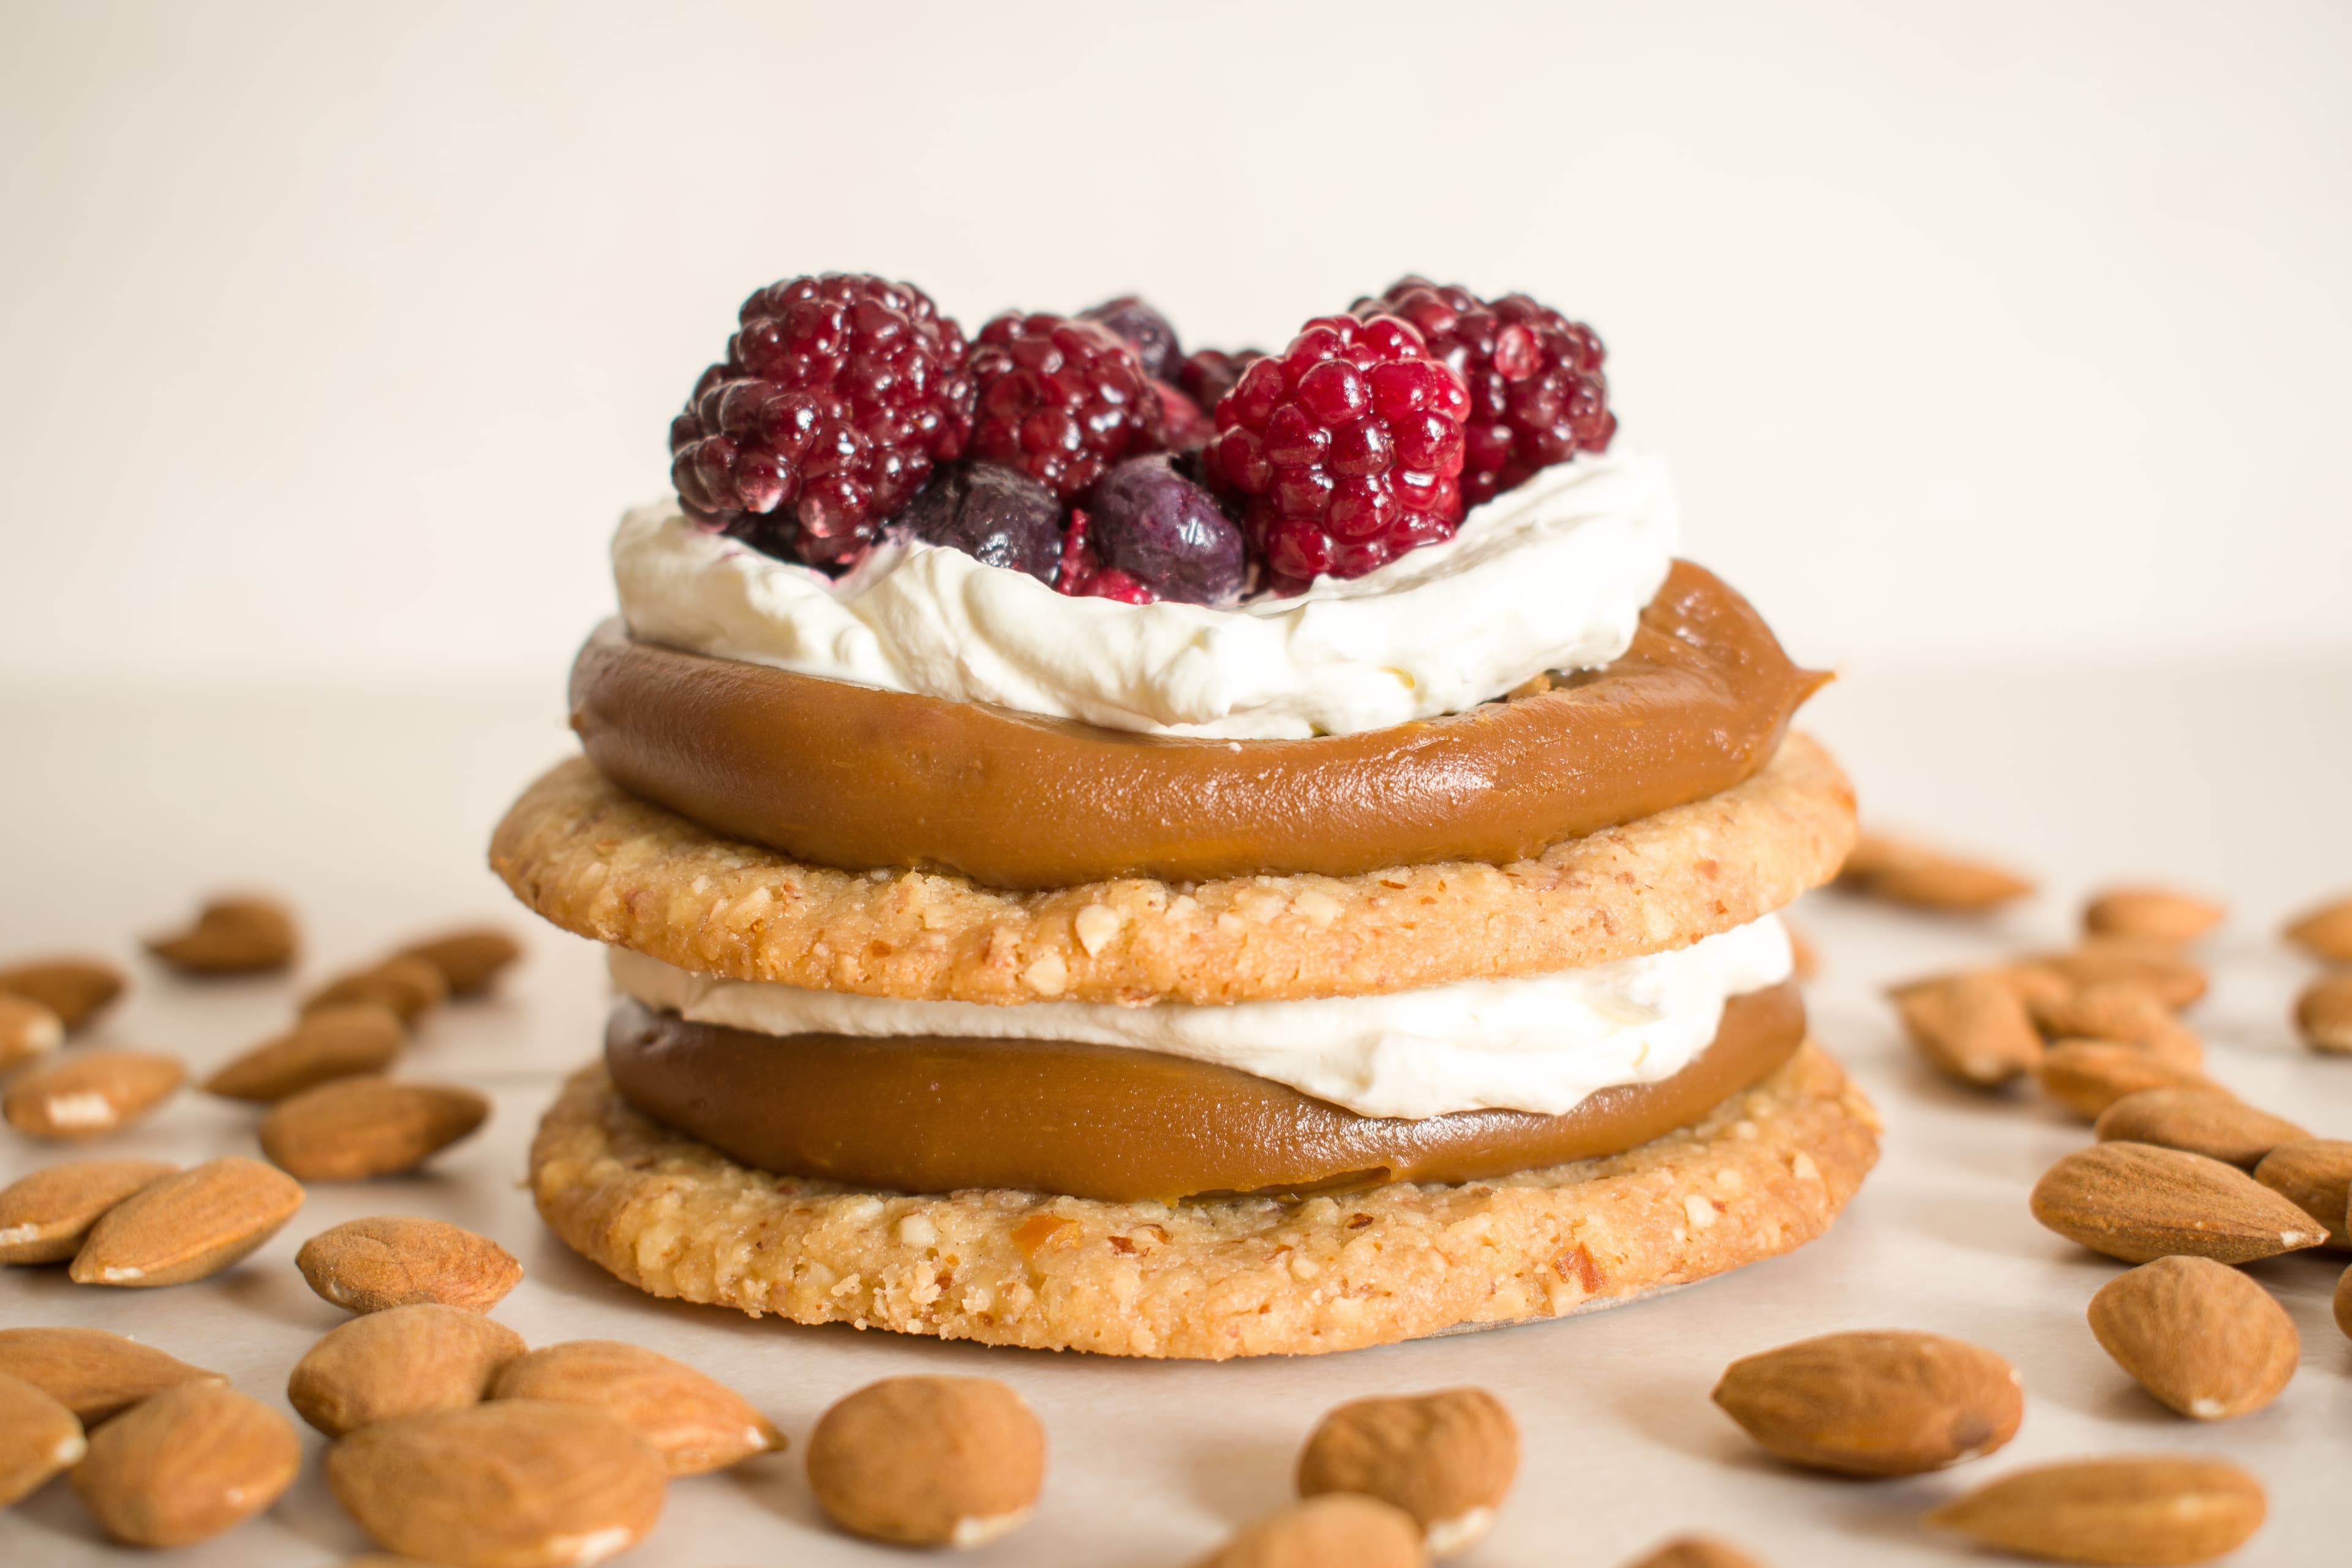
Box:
529 1039 1878 1359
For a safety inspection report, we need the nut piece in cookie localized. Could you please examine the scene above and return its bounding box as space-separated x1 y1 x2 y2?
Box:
1710 1329 2021 1476
1296 1389 1516 1556
807 1376 1044 1547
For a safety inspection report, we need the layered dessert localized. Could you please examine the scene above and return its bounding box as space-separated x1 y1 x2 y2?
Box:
493 276 1876 1359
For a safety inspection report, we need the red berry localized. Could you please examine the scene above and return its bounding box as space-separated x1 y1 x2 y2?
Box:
1353 277 1615 504
668 274 973 570
1204 315 1468 587
1175 347 1263 412
967 314 1166 499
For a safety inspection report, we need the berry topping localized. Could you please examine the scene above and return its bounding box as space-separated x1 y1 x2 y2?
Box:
1175 347 1263 412
903 462 1064 582
1054 509 1155 603
1082 455 1248 605
1204 315 1469 587
1152 379 1217 451
1353 277 1615 504
967 314 1167 500
669 274 973 570
1079 296 1181 380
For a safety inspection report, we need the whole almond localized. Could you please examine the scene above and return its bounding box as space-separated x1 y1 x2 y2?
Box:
1892 971 2042 1087
1838 832 2035 911
2087 1256 2297 1421
0 1371 86 1507
303 956 449 1024
1622 1539 1766 1568
0 1327 223 1422
0 956 126 1030
70 1381 299 1547
326 1399 666 1568
3 1049 186 1141
2030 982 2203 1071
2084 886 2225 944
1297 1388 1516 1557
490 1340 780 1476
1192 1494 1427 1568
2037 1041 2217 1121
297 1215 521 1314
0 1158 176 1264
1709 1330 2021 1477
0 992 64 1070
809 1375 1045 1547
203 1004 405 1102
143 894 298 976
259 1077 489 1181
395 927 523 997
2283 895 2352 962
1926 1455 2264 1565
288 1303 526 1436
2021 937 2208 1010
2337 1264 2351 1343
2251 1138 2352 1249
70 1156 304 1287
2032 1142 2327 1264
2295 973 2352 1054
2093 1090 2305 1170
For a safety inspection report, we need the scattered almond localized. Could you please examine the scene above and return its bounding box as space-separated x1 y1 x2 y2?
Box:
1891 971 2043 1087
2 1049 185 1141
2093 1090 2305 1170
2021 936 2208 1010
326 1400 667 1568
490 1340 780 1477
394 927 523 997
70 1381 299 1547
0 1327 223 1422
2029 982 2204 1071
70 1156 304 1287
2337 1264 2351 1343
143 894 298 976
296 1215 521 1314
0 992 64 1070
1192 1494 1428 1568
303 956 448 1024
0 1371 86 1507
288 1303 526 1436
0 956 126 1030
1926 1455 2265 1565
2251 1138 2352 1249
1297 1388 1516 1558
2283 895 2352 962
1621 1539 1766 1568
2036 1041 2217 1121
258 1077 489 1181
1837 831 2035 911
808 1375 1045 1547
0 1158 176 1264
2087 1256 2297 1421
2084 885 2225 944
2295 973 2352 1054
1709 1330 2020 1476
2030 1142 2327 1264
202 1003 405 1102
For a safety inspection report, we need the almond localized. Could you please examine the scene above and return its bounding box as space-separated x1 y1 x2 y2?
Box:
69 1156 304 1287
2084 885 2225 944
1891 971 2042 1087
1621 1539 1766 1568
2337 1263 2351 1343
1709 1330 2021 1476
258 1077 489 1181
2029 982 2204 1070
202 1003 405 1102
2295 973 2352 1055
143 894 298 976
70 1381 299 1547
2036 1041 2217 1121
2283 895 2352 962
0 1158 176 1264
2 1048 185 1140
288 1303 526 1436
1837 831 2035 911
0 992 64 1070
809 1376 1045 1547
2020 936 2208 1009
2093 1089 2306 1170
0 1371 86 1507
297 1215 521 1314
1785 920 1819 982
1926 1455 2265 1564
0 1327 223 1422
2031 1142 2327 1264
326 1400 667 1568
1192 1494 1426 1568
303 956 448 1024
394 927 523 997
490 1340 779 1477
2087 1256 2297 1421
2251 1138 2352 1249
0 956 126 1030
1296 1388 1515 1558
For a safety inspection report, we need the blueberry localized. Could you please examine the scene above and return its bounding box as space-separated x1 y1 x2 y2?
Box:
1082 455 1248 605
1079 296 1181 381
903 462 1063 581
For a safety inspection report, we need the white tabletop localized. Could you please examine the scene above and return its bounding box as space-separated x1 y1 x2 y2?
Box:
2 660 2348 1566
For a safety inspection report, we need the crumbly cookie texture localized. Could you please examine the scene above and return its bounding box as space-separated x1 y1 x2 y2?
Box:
528 1041 1877 1360
491 734 1854 1007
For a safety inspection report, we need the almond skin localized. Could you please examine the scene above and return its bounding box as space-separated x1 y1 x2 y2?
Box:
1837 832 2035 911
1926 1455 2265 1565
809 1376 1046 1547
288 1303 526 1436
297 1215 522 1314
2336 1264 2351 1343
326 1399 667 1568
2296 973 2352 1055
0 1371 86 1507
0 1327 224 1422
2030 982 2204 1070
2037 1041 2218 1121
0 956 126 1030
258 1077 489 1181
2 1049 185 1140
303 956 448 1024
1709 1330 2021 1477
0 1158 177 1264
70 1155 304 1287
1191 1494 1427 1568
2093 1090 2306 1170
2251 1138 2352 1249
143 894 298 976
394 927 523 997
203 1003 405 1102
490 1340 780 1477
0 992 64 1071
1297 1388 1517 1558
2084 886 2225 944
2032 1142 2328 1264
70 1381 299 1547
2021 937 2209 1010
2088 1256 2299 1420
1892 971 2043 1087
2283 895 2352 962
1621 1539 1766 1568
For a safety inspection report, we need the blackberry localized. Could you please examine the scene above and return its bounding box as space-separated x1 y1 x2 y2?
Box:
1079 295 1181 380
967 314 1166 500
903 462 1063 582
669 274 973 570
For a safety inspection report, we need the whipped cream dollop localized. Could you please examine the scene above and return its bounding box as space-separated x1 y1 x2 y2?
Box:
608 914 1791 1120
613 449 1679 740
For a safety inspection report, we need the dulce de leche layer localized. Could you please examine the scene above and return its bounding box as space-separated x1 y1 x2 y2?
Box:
605 982 1806 1204
571 560 1825 890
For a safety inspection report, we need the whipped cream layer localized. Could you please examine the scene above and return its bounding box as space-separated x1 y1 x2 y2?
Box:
614 449 1679 740
607 913 1791 1120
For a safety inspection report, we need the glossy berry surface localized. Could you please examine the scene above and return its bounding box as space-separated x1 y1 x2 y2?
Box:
903 462 1063 581
669 274 973 570
1082 454 1247 605
1175 347 1262 413
1079 296 1181 380
1054 509 1155 603
1153 379 1216 451
967 314 1166 499
1354 277 1614 504
1204 314 1469 587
